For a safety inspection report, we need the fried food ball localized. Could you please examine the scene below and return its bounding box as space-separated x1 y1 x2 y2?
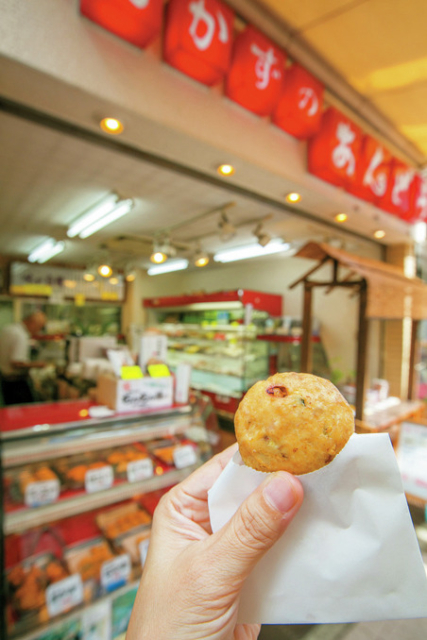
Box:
235 372 354 475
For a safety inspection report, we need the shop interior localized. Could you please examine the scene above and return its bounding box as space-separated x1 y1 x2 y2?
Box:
1 1 427 640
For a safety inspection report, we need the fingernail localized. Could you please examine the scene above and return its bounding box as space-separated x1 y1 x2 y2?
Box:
263 473 297 514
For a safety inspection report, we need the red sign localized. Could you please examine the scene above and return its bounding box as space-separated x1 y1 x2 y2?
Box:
408 171 427 222
349 135 392 205
272 64 323 139
80 0 163 49
225 26 286 117
164 0 234 86
379 159 415 217
307 107 363 188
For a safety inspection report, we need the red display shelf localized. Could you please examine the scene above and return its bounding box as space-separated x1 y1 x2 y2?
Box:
257 334 321 343
143 289 283 317
0 400 95 433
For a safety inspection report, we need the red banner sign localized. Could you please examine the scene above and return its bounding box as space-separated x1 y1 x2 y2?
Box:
273 64 323 140
380 159 415 217
408 172 427 222
80 0 163 49
307 107 363 188
349 135 392 205
164 0 234 86
225 25 286 117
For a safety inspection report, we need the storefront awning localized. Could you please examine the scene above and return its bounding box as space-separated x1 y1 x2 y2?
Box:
294 242 427 320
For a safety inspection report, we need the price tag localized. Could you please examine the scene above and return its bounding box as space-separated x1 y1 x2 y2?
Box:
173 445 197 469
46 574 84 618
139 538 150 567
100 554 131 592
85 466 114 494
127 458 153 483
25 479 60 507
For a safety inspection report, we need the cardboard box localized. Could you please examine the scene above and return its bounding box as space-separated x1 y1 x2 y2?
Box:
97 375 173 413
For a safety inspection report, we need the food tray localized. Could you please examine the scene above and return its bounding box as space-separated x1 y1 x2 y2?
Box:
54 453 112 491
96 502 152 541
115 526 151 566
103 444 150 479
6 465 61 506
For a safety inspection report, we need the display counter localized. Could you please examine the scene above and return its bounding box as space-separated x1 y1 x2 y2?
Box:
355 399 425 445
0 396 217 639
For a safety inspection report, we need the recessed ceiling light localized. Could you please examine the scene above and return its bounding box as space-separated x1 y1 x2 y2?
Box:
286 192 301 203
374 229 386 239
100 117 124 135
98 264 113 277
217 164 235 177
335 213 348 223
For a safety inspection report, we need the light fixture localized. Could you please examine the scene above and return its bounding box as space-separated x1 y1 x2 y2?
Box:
125 265 137 282
286 192 302 203
253 222 271 247
214 239 291 263
100 117 124 135
335 213 348 223
67 195 134 239
83 272 95 282
148 259 189 276
194 245 210 267
109 277 119 285
28 238 65 264
150 237 176 264
217 164 235 177
412 221 427 244
98 264 113 278
218 210 236 241
374 229 386 239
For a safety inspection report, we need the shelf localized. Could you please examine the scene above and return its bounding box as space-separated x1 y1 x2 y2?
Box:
4 466 197 535
16 579 140 640
2 414 193 468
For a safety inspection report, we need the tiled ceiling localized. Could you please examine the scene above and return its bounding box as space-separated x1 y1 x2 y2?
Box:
257 0 427 161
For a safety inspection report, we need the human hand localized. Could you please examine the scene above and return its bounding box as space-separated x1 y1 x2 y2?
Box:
126 444 304 640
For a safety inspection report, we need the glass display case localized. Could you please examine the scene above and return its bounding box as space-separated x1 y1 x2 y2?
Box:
0 396 217 640
143 290 283 420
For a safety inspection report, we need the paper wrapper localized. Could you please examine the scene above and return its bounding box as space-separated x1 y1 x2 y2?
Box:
208 433 427 624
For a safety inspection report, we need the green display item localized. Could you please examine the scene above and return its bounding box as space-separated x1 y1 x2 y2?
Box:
112 586 138 638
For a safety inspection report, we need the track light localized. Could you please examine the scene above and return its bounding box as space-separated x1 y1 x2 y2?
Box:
125 265 137 282
98 264 113 278
218 211 236 241
67 194 134 239
150 237 176 264
194 245 210 267
28 238 65 263
253 222 271 247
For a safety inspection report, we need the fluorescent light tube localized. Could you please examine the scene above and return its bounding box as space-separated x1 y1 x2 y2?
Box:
28 239 65 263
78 198 134 238
214 239 291 263
67 194 118 238
148 259 189 275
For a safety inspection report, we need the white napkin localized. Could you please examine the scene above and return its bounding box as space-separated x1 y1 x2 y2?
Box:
208 433 427 624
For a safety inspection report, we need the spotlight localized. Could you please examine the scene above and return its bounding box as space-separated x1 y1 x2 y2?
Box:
98 264 113 278
335 213 348 223
218 211 236 241
150 237 176 264
83 272 95 282
253 222 271 247
373 229 386 239
109 277 119 285
194 245 210 267
217 164 235 177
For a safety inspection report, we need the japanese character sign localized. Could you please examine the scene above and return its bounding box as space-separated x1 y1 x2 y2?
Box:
408 171 427 222
225 26 286 117
349 135 392 205
80 0 163 49
164 0 234 86
273 64 324 139
380 159 415 217
307 107 362 188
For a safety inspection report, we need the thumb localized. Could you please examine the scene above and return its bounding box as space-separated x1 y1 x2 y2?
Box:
211 472 303 585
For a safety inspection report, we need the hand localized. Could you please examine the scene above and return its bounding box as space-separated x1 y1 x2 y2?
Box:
126 444 304 640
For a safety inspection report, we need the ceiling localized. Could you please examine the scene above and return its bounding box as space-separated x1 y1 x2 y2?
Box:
257 0 427 161
1 0 425 274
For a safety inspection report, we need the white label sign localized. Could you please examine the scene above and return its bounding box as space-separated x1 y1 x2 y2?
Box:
173 445 197 469
127 458 154 483
85 466 114 494
25 479 60 507
100 554 131 592
139 538 150 567
46 574 84 618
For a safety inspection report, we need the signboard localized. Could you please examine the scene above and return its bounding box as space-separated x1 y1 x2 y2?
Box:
9 262 125 302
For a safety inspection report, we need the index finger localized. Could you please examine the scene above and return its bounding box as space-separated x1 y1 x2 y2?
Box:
175 443 238 502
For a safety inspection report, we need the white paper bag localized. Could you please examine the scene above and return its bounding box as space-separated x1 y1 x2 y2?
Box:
208 434 427 624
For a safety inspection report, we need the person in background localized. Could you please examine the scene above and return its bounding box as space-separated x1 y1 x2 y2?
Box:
0 310 47 405
126 444 304 640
